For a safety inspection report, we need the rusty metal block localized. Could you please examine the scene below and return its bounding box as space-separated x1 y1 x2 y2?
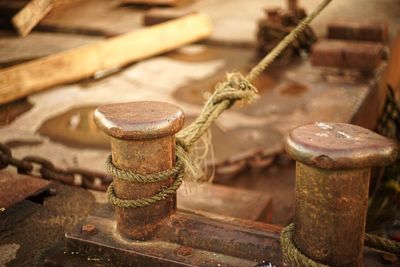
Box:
311 39 385 71
58 207 283 266
0 170 50 209
328 19 389 43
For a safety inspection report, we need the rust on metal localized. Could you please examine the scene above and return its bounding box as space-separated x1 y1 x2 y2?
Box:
177 183 273 223
0 171 50 209
285 122 398 169
311 40 385 71
94 101 184 240
82 223 96 234
327 18 389 43
65 207 283 266
175 245 193 257
285 122 398 267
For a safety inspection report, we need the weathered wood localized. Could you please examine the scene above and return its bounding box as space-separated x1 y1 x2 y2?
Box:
0 31 101 66
0 13 212 104
121 0 186 6
39 0 143 36
143 8 194 26
11 0 54 37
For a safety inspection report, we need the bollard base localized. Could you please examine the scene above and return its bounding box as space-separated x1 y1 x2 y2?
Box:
43 204 395 267
44 205 283 267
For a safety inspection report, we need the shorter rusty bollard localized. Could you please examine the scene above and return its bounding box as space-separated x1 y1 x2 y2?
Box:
94 101 184 240
285 122 397 267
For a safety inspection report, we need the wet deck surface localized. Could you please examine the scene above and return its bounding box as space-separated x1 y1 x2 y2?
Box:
0 0 399 227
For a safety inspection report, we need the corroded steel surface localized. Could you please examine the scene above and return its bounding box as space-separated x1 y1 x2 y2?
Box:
327 18 389 43
285 122 398 267
0 171 50 209
177 183 273 223
294 163 371 267
64 207 283 266
94 101 184 240
311 40 384 70
94 101 184 140
285 122 398 169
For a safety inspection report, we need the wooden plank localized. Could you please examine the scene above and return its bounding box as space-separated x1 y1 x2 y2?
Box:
0 31 102 66
143 8 194 26
12 0 54 37
39 0 144 36
0 13 212 104
121 0 186 6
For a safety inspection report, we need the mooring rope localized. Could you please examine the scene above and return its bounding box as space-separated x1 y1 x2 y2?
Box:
105 0 400 263
105 0 333 208
281 223 400 267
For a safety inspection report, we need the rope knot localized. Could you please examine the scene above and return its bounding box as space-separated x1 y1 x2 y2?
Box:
212 72 258 106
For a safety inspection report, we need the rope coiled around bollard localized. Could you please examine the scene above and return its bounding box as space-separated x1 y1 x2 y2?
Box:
281 223 400 267
106 143 185 208
104 0 400 263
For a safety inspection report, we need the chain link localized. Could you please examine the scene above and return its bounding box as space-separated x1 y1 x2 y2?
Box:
0 143 112 191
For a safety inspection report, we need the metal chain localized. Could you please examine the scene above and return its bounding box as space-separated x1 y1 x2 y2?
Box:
0 143 112 191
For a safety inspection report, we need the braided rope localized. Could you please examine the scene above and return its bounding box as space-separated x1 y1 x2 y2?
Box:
281 224 329 267
281 223 400 267
106 145 185 208
106 154 184 183
106 0 333 209
107 173 183 208
365 233 400 255
176 72 258 148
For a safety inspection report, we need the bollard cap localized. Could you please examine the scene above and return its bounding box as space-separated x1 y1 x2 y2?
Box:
94 101 184 140
285 122 398 169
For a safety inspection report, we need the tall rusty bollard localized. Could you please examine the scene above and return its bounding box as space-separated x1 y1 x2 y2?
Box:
285 122 397 267
94 101 184 240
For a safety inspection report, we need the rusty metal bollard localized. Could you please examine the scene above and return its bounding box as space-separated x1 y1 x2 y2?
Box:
94 101 184 240
288 0 298 12
285 122 397 267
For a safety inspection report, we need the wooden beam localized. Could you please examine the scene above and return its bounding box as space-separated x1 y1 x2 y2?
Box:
12 0 54 37
121 0 186 7
0 13 212 104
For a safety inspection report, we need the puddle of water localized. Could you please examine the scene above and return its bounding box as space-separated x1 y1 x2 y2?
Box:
0 99 33 126
278 82 308 95
38 106 110 150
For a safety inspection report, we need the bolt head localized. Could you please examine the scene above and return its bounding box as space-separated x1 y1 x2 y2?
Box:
82 223 96 234
94 101 184 140
285 122 398 169
176 246 193 256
